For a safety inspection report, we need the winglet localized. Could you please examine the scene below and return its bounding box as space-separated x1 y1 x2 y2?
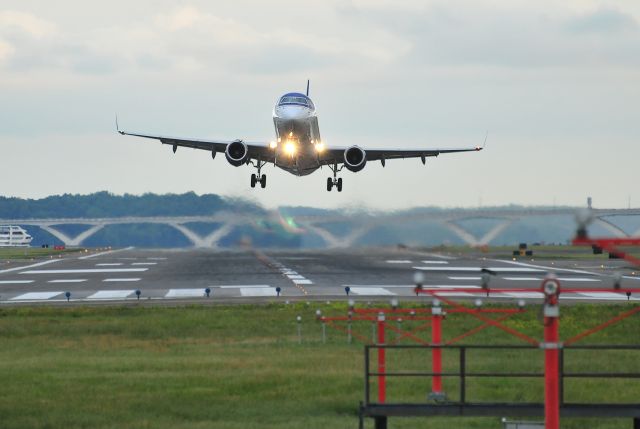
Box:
476 131 488 151
306 79 310 97
115 114 124 135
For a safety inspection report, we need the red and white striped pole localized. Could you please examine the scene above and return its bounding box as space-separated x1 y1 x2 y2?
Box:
542 276 561 429
377 312 386 403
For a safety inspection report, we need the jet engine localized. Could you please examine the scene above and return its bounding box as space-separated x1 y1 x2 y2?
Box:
343 146 367 172
225 140 249 166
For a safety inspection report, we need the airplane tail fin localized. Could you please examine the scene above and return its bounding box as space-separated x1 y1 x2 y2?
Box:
306 79 310 96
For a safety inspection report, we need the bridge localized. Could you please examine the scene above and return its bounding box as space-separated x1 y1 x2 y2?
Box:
1 206 639 248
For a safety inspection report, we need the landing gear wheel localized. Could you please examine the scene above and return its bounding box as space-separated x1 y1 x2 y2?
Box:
337 178 343 192
327 177 333 192
260 174 267 189
250 174 257 188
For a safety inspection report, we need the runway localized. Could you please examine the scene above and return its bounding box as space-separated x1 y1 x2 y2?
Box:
1 247 639 305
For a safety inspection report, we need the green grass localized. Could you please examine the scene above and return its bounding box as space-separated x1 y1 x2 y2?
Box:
0 303 638 428
0 247 86 261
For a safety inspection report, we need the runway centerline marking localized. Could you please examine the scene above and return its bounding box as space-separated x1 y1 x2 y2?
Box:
103 278 141 282
422 260 449 264
217 285 271 288
385 260 412 264
11 291 62 300
48 279 87 284
131 262 157 266
20 268 148 274
88 290 135 299
0 280 34 284
96 263 123 266
448 276 482 280
414 266 545 273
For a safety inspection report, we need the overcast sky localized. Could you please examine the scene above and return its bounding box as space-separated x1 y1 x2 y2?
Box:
1 0 639 210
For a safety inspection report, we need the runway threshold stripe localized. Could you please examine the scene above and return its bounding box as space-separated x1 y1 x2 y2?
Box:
165 289 206 298
240 287 278 297
503 277 541 281
21 268 148 274
11 291 63 300
96 263 123 266
103 278 141 282
88 290 135 299
217 285 271 289
578 292 627 299
47 279 87 284
293 279 313 285
449 276 481 280
79 247 134 260
386 260 412 264
414 267 545 273
422 260 449 265
132 262 157 266
0 280 34 284
349 287 395 296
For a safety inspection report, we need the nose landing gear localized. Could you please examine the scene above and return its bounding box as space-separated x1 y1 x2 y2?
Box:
326 163 343 192
250 159 267 189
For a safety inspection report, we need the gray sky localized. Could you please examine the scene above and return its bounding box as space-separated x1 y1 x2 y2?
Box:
1 0 639 210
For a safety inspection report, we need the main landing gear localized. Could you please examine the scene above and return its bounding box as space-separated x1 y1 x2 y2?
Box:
326 163 343 192
250 159 267 189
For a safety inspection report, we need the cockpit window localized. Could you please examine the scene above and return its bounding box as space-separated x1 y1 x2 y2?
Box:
279 95 313 108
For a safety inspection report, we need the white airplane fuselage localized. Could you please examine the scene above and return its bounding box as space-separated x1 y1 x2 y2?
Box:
272 92 323 176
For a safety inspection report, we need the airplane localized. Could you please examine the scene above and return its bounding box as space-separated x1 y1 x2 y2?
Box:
117 81 484 192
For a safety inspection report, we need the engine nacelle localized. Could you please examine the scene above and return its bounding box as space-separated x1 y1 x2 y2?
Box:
225 140 249 167
344 146 367 172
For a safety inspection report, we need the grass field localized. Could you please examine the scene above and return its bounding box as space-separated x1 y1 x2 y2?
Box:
0 303 638 429
0 247 86 261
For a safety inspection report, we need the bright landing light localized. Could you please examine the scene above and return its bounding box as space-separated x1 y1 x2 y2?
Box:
269 141 277 149
285 141 296 155
314 142 325 153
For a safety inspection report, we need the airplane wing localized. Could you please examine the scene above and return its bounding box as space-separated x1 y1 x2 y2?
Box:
116 125 274 163
318 145 483 167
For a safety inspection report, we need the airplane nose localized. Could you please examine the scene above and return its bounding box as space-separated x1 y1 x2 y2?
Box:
277 106 309 120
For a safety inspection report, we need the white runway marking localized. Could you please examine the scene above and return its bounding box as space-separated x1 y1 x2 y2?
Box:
449 276 482 280
0 259 60 274
147 257 167 260
96 263 123 266
131 262 157 266
103 278 141 282
414 266 545 273
287 275 305 279
47 279 87 284
349 287 395 296
11 291 62 300
558 277 601 282
423 285 482 289
21 268 148 274
503 277 541 281
165 289 206 298
496 259 596 275
578 292 627 299
217 285 271 288
385 260 412 264
422 253 457 260
432 292 474 297
422 260 449 264
503 292 545 299
88 290 135 299
240 287 278 297
292 279 313 285
79 247 134 260
0 280 34 284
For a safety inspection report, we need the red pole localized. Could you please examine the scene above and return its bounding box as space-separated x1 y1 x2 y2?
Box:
429 300 445 400
542 277 561 429
377 312 386 403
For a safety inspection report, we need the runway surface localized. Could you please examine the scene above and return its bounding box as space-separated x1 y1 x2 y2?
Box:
1 247 639 305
